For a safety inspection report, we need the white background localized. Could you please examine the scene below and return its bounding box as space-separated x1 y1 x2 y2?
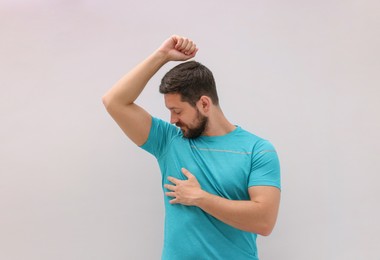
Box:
1 1 379 259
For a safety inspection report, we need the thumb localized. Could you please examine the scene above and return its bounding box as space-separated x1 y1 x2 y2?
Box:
181 167 193 179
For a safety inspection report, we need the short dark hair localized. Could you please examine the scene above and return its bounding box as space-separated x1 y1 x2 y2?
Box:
159 61 219 106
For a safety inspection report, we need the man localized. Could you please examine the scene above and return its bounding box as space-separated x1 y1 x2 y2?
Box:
102 35 281 260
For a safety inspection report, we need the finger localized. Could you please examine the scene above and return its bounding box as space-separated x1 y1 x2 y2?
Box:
186 44 197 55
164 184 176 191
174 36 183 50
171 34 179 41
165 191 176 198
187 47 198 58
183 40 194 54
178 38 189 51
167 176 180 184
177 38 189 51
169 198 178 204
181 168 193 179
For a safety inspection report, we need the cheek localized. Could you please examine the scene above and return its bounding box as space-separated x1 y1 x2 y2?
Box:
177 119 189 129
178 109 198 126
178 118 187 127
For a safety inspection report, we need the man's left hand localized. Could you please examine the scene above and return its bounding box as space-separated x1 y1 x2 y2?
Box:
165 168 205 206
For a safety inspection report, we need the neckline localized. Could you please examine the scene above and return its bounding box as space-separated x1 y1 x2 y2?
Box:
198 125 241 140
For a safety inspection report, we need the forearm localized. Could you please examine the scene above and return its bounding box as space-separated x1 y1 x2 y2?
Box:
195 192 277 236
102 50 168 107
166 169 280 235
103 35 197 107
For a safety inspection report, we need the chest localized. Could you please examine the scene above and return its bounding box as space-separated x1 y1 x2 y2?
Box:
161 139 253 200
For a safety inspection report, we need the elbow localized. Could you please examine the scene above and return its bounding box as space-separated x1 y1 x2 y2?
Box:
102 94 117 112
102 93 132 112
257 224 274 236
247 221 276 236
102 94 111 109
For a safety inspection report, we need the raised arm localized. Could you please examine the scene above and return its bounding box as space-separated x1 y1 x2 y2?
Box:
102 35 198 146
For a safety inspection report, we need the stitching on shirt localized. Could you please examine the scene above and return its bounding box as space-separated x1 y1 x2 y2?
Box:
258 150 277 154
190 145 252 155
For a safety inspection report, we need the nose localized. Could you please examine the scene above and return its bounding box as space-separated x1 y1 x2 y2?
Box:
170 112 178 124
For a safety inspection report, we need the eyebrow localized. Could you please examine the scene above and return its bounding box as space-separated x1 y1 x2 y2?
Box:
167 106 181 110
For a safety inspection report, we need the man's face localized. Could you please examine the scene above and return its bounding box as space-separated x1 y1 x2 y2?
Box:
164 93 208 139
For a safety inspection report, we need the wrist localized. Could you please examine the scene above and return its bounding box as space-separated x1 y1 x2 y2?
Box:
194 190 211 207
152 49 170 64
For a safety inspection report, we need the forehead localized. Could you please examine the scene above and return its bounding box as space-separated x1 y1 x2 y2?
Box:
164 93 189 109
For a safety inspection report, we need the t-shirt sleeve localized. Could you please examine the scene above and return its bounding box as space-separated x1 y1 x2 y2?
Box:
248 140 281 189
139 117 178 159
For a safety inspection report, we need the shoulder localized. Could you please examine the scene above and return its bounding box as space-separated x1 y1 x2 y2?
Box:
140 117 183 157
236 127 274 146
146 116 184 144
151 117 181 135
234 127 278 158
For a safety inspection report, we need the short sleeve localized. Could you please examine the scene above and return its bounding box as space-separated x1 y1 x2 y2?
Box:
248 140 281 189
139 117 179 159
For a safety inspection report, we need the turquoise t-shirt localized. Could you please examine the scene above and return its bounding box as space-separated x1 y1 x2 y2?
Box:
141 117 281 260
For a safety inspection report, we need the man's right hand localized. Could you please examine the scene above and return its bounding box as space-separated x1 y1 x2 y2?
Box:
156 35 198 62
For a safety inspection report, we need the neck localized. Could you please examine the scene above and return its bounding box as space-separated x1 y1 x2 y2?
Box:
202 107 236 136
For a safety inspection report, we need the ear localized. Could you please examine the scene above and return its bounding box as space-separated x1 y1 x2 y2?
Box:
197 96 212 113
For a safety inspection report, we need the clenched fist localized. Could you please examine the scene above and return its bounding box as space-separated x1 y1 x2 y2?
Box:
156 35 198 62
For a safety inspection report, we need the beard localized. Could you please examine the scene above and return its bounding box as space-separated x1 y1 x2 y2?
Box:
176 109 208 139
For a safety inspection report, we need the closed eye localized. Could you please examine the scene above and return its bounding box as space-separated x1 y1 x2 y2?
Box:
173 109 181 115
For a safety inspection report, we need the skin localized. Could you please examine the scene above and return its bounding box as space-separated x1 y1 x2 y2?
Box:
102 35 281 236
165 93 209 138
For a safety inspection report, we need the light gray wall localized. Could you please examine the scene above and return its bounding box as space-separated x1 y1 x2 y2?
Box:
1 1 379 259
